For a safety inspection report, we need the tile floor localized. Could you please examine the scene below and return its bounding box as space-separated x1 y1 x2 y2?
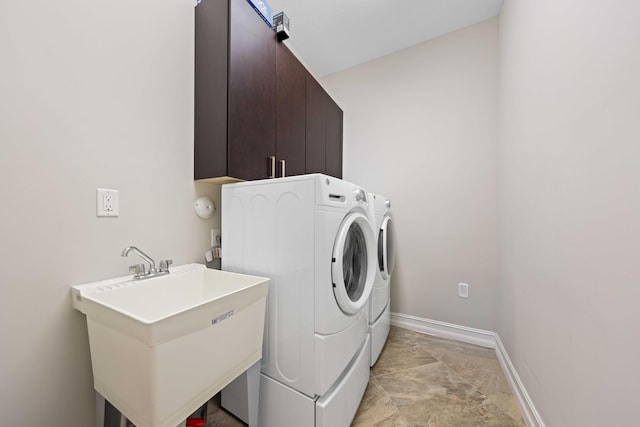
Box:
204 326 525 426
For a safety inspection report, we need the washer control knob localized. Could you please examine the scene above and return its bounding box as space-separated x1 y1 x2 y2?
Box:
354 189 365 202
385 200 391 208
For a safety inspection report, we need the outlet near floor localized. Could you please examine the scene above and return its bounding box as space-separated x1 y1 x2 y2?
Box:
458 282 469 298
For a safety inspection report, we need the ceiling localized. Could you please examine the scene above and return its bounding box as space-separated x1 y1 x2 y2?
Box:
266 0 503 78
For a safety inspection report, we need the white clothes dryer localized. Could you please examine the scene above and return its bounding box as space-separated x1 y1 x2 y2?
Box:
367 193 395 366
221 174 377 427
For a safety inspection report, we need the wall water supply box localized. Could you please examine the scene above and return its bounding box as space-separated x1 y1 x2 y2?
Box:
246 0 273 28
273 11 290 40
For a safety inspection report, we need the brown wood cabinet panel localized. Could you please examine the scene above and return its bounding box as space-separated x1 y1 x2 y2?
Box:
306 75 343 178
325 96 343 179
194 0 276 182
305 76 327 174
227 0 276 180
275 43 306 177
194 0 228 180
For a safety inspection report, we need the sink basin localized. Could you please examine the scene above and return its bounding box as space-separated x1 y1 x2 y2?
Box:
72 264 269 427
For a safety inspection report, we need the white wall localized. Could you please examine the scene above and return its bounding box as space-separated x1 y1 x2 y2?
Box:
498 1 640 426
0 1 220 425
322 19 498 331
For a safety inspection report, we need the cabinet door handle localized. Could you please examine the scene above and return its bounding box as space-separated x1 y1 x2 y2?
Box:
269 156 276 178
280 159 286 177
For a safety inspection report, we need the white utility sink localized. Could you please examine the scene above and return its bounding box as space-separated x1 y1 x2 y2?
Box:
71 264 269 427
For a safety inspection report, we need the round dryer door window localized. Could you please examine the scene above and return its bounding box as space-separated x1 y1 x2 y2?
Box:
332 212 376 315
378 216 395 280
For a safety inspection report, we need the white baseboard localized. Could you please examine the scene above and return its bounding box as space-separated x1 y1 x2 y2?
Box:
390 312 496 348
495 335 546 427
390 312 545 427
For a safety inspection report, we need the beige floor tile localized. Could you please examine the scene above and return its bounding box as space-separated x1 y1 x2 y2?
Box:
415 335 524 424
424 401 524 427
351 377 406 427
485 394 526 426
375 362 486 417
372 327 439 377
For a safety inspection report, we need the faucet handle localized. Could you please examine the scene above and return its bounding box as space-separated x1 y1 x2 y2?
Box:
159 259 173 272
129 263 146 276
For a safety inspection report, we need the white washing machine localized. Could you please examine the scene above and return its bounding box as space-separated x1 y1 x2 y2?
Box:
220 174 376 427
367 193 395 366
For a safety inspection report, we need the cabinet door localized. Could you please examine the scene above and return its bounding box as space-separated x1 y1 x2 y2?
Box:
325 96 343 179
306 76 343 178
228 0 276 180
305 76 327 174
276 43 306 177
194 0 229 180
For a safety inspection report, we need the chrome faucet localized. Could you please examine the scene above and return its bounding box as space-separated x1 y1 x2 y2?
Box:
121 246 172 280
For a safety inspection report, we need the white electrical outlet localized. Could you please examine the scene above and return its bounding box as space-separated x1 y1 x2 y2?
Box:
458 283 469 298
97 189 119 217
211 228 221 246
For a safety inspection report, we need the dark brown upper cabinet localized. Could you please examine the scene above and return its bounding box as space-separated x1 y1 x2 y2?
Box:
275 43 306 178
194 0 342 182
306 76 343 179
195 0 276 183
324 95 343 179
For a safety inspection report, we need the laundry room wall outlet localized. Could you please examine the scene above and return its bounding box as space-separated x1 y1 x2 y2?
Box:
458 282 469 298
96 189 119 217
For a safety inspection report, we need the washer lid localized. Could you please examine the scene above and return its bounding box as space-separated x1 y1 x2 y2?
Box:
378 216 395 280
332 212 376 315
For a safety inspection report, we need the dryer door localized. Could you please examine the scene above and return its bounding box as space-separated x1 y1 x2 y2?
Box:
332 212 376 314
378 216 395 280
